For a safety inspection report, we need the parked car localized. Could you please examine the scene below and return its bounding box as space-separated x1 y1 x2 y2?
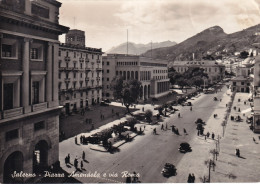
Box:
104 99 111 103
100 101 109 106
178 142 192 153
161 163 176 177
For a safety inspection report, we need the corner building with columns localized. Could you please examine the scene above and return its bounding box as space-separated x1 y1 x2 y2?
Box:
102 54 170 100
0 0 68 183
58 29 103 115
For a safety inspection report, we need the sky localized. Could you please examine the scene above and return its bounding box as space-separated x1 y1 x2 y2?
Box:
58 0 260 52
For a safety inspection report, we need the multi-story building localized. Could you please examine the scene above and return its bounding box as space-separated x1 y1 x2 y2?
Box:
0 0 69 183
230 64 253 93
172 60 225 85
58 30 102 115
253 56 260 133
102 54 170 100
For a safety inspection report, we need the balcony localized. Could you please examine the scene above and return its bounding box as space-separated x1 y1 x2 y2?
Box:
96 85 102 89
65 56 70 62
96 77 101 81
64 78 71 82
85 77 89 81
79 58 84 62
96 68 102 71
2 107 23 119
32 102 47 112
85 58 90 62
97 59 101 63
86 67 91 71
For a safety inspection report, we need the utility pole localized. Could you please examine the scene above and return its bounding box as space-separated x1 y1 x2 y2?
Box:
127 29 128 55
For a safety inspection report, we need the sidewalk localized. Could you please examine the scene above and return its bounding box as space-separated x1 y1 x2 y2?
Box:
167 90 260 183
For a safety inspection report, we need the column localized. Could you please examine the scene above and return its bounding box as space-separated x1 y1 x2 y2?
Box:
53 43 59 106
46 42 53 107
22 38 31 113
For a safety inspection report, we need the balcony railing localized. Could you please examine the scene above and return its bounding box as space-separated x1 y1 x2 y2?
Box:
64 78 71 82
85 58 89 62
96 68 102 71
2 107 23 119
86 67 91 71
65 56 70 62
32 102 47 112
97 59 101 63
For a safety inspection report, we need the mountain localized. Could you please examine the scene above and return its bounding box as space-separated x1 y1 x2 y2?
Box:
106 41 177 55
143 24 260 61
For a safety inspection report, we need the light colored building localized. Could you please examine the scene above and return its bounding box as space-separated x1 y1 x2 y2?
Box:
0 0 68 182
172 60 225 85
102 54 170 100
253 56 260 133
58 30 102 115
230 58 254 93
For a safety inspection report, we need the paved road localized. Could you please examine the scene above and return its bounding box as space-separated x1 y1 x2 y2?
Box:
65 86 228 183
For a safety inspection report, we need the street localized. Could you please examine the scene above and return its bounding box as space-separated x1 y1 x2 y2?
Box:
59 86 228 183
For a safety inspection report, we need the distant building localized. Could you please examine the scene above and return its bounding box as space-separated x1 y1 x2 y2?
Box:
172 60 225 85
253 56 260 133
102 54 170 100
0 0 68 182
58 30 102 115
230 58 254 93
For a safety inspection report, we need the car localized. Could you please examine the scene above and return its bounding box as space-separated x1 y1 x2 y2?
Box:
178 142 192 153
100 101 109 106
104 99 111 103
161 163 176 177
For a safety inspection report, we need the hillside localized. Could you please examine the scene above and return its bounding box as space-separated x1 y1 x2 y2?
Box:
143 24 260 61
106 41 177 55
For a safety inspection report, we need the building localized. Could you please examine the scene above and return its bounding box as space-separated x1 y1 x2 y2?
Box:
58 30 102 115
0 0 69 183
253 56 260 133
102 54 170 100
172 60 225 85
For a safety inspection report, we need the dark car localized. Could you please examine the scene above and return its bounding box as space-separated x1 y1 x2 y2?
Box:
161 163 176 177
100 101 109 106
178 142 192 153
104 99 111 103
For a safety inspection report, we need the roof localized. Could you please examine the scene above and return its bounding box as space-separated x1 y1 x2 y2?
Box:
173 60 224 67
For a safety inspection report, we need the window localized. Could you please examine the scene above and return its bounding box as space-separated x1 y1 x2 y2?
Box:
5 129 19 142
73 82 76 89
92 54 94 59
80 73 83 78
30 48 38 59
116 71 118 75
30 43 43 60
107 85 109 89
92 90 94 95
32 81 39 104
107 78 109 81
74 62 76 68
107 70 110 73
59 61 61 68
1 39 17 58
31 3 49 19
92 72 94 78
107 62 110 65
74 72 76 78
74 52 76 58
74 93 76 98
66 51 69 57
58 72 61 79
4 83 13 110
34 121 45 131
59 50 61 56
241 82 244 85
80 63 83 69
81 92 83 97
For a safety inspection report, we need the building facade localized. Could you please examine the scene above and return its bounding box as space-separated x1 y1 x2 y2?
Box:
58 30 102 115
172 60 225 85
230 65 253 93
253 56 260 133
102 54 170 100
0 0 68 182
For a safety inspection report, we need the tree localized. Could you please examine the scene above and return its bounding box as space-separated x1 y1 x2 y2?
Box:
176 77 189 90
145 109 153 122
240 51 249 59
192 76 204 89
111 77 142 114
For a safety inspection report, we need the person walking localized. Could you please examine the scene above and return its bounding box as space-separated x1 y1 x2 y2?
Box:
165 123 168 130
161 124 164 130
178 113 180 118
81 160 84 169
207 132 210 138
212 132 215 140
82 151 85 161
187 173 192 183
191 173 195 183
183 128 187 134
190 106 192 111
